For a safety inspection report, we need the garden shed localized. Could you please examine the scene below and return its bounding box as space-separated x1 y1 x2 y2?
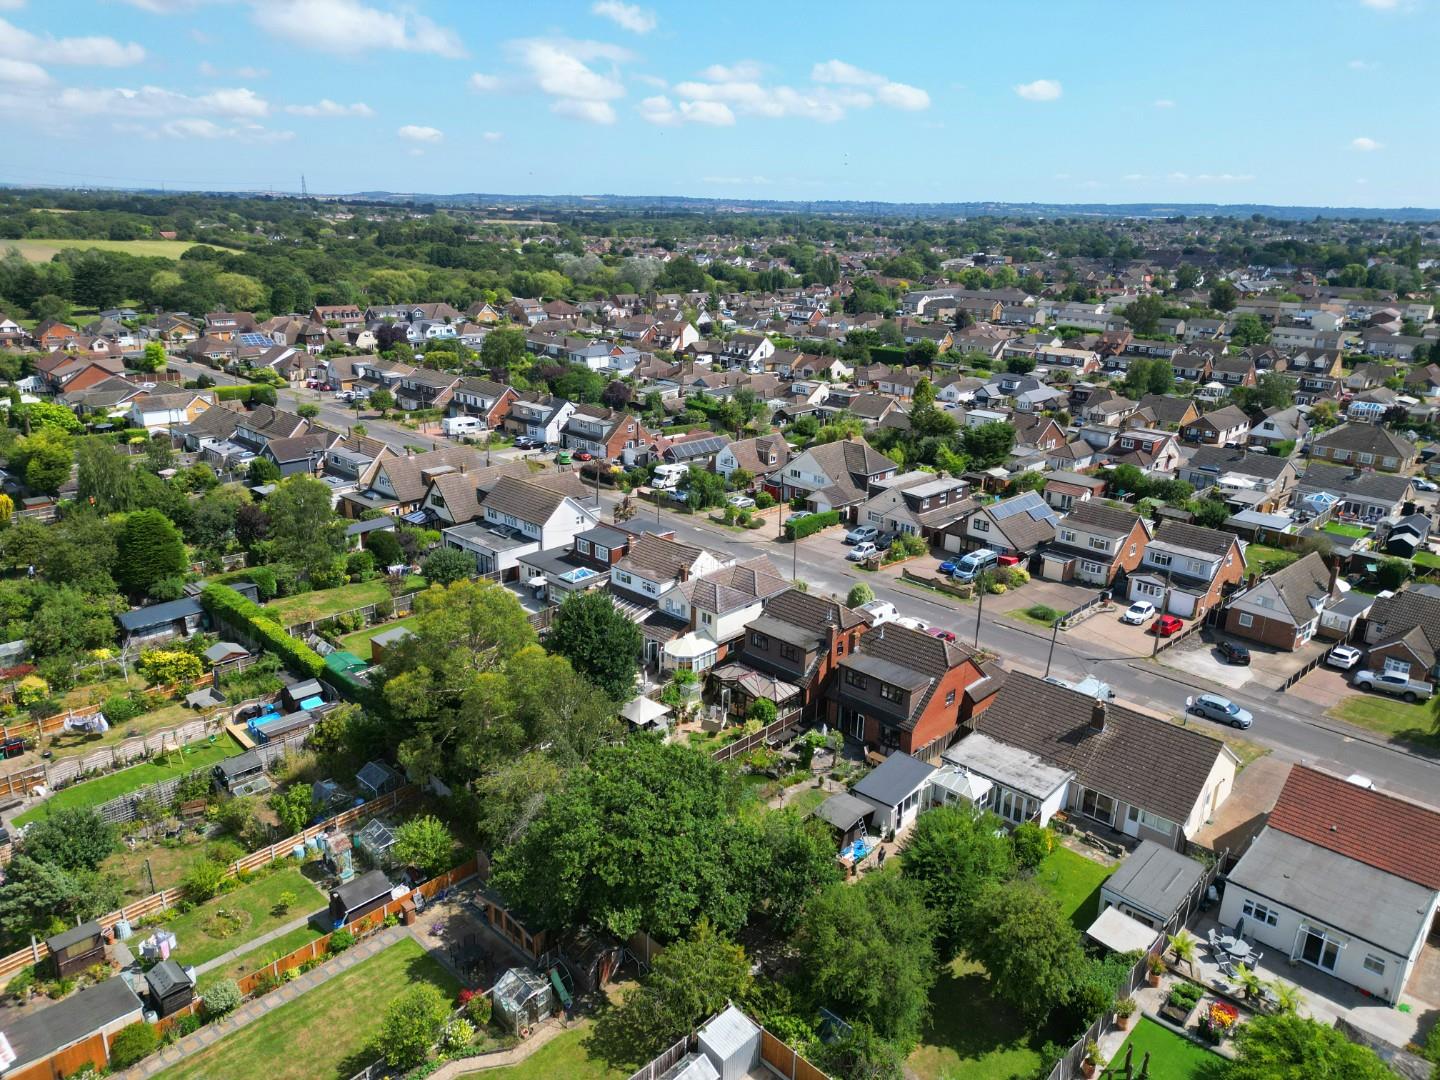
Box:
356 759 402 800
328 869 395 928
46 921 105 978
697 1005 762 1080
282 678 325 711
355 819 396 866
658 1055 720 1080
491 967 555 1035
319 830 354 881
213 749 266 793
143 959 195 1019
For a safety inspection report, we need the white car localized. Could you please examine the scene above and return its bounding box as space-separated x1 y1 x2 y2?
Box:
1414 479 1438 492
847 542 878 561
726 494 756 509
1326 644 1363 670
1121 600 1156 625
896 616 929 631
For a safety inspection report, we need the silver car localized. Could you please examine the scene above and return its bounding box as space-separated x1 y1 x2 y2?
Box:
1186 694 1254 729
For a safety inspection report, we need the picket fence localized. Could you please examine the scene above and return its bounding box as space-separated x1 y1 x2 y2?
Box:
0 785 419 984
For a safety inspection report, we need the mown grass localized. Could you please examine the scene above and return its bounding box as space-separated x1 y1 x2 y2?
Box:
2 238 229 262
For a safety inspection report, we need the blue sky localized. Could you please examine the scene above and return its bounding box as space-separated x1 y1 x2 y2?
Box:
0 0 1434 206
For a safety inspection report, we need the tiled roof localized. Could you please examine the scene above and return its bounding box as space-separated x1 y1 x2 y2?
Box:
1267 765 1440 891
1299 461 1413 503
971 671 1228 824
429 471 482 524
1312 422 1416 458
482 475 570 524
616 533 709 581
1367 586 1440 655
1063 501 1144 537
681 557 789 614
762 587 865 633
1150 519 1238 558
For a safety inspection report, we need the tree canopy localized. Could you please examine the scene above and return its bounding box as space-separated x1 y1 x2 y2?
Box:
545 589 643 700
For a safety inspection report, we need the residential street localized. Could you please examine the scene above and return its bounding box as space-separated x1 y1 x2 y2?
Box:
607 492 1440 805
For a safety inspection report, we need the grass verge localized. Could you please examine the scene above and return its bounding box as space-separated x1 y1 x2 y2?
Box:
1327 694 1440 750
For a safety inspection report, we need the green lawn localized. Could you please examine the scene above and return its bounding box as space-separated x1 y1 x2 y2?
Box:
336 614 418 660
2 237 230 262
1242 542 1292 574
472 1021 625 1080
1413 550 1440 571
1005 604 1063 628
909 956 1056 1080
1033 845 1116 931
1322 521 1370 539
1327 694 1440 749
265 580 393 626
153 937 461 1080
14 738 241 826
164 867 325 970
196 923 323 994
1107 1018 1226 1080
787 785 830 817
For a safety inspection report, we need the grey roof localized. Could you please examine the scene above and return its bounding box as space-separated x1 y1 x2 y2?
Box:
46 920 103 954
837 622 976 725
1299 460 1413 504
1062 501 1144 537
117 596 202 631
203 641 246 663
1102 839 1207 921
333 868 393 911
853 751 936 808
1312 422 1416 459
698 1004 761 1063
145 958 194 999
1149 519 1238 559
345 516 397 536
1229 827 1436 956
1 977 143 1071
814 792 875 831
216 748 265 779
1186 444 1293 481
482 475 571 524
941 731 1072 800
1227 551 1335 626
356 759 400 790
1368 587 1440 654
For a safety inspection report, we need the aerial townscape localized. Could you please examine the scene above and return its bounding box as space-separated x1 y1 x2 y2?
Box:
2 4 1440 1080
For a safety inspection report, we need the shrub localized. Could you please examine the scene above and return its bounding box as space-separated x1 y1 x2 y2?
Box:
328 928 356 954
14 675 49 706
1167 981 1204 1010
183 858 228 902
392 815 455 879
465 990 492 1026
786 510 841 540
441 1018 476 1053
200 584 325 679
754 491 775 509
203 979 242 1019
376 983 450 1068
102 694 144 725
6 966 36 999
1010 822 1053 870
846 582 874 607
108 1022 160 1068
138 650 203 686
748 698 778 726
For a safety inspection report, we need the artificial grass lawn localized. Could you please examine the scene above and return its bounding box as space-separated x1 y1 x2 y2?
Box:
2 237 229 262
336 613 419 660
1327 694 1440 749
1108 1018 1225 1080
908 955 1057 1080
165 867 325 969
1322 521 1370 539
264 580 393 626
467 1021 626 1080
195 923 323 994
13 737 241 825
1033 845 1116 931
153 937 461 1080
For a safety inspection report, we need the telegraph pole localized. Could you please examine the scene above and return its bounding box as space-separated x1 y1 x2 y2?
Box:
1044 617 1060 677
1151 567 1174 657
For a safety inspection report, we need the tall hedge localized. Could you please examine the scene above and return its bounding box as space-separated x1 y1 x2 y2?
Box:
215 384 280 404
200 584 325 679
786 510 841 540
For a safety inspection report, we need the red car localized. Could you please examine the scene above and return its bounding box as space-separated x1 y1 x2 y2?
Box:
574 451 594 462
997 554 1022 567
1152 614 1184 637
927 627 958 642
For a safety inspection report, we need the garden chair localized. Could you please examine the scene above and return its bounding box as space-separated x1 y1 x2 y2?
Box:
1218 960 1238 979
1248 950 1264 966
1207 928 1223 949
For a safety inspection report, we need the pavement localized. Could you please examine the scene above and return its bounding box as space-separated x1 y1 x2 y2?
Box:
614 492 1440 807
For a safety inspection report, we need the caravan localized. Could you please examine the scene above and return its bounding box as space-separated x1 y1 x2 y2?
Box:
652 463 689 491
442 416 486 438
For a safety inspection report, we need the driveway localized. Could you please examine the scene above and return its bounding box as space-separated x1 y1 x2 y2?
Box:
1288 663 1357 712
1064 606 1166 660
1158 635 1259 691
1157 630 1326 692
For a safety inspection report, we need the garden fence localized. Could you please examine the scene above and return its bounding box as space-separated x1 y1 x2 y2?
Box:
283 590 419 636
0 672 214 734
625 1023 828 1080
711 709 802 764
0 784 420 984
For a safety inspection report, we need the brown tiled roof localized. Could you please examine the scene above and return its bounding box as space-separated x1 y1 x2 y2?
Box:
681 557 789 614
428 471 482 524
1312 422 1417 459
840 622 976 724
482 475 571 524
616 533 710 581
1151 520 1238 558
971 671 1228 825
1367 587 1440 655
761 587 865 632
1063 501 1144 537
1268 765 1440 891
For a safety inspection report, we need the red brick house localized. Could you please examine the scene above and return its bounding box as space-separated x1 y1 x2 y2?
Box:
1222 552 1341 650
829 623 986 762
1038 502 1151 586
560 405 655 462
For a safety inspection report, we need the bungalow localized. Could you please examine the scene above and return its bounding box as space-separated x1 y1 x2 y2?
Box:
942 490 1059 558
1308 424 1418 474
1361 586 1440 681
1179 445 1299 513
1132 395 1200 431
260 433 338 478
1127 520 1245 619
1181 404 1251 446
766 437 898 516
1222 551 1341 650
828 623 986 761
1219 766 1440 1004
1037 502 1150 587
1247 406 1308 450
954 672 1237 848
1297 461 1413 524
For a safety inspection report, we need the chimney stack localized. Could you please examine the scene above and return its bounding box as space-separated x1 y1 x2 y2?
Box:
1327 555 1340 597
1090 698 1107 732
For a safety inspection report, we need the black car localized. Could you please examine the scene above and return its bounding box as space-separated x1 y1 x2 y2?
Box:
874 531 899 551
513 436 539 450
1218 639 1251 665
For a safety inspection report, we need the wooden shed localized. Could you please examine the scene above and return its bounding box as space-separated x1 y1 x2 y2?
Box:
143 959 195 1019
328 869 394 929
46 921 105 978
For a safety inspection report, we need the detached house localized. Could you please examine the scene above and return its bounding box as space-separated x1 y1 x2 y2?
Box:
1134 394 1200 431
767 437 898 517
1223 552 1341 650
657 557 791 674
1179 445 1299 514
1247 406 1308 450
856 473 975 541
441 476 599 580
715 434 791 481
1308 424 1418 474
943 490 1059 558
1038 502 1150 587
561 406 654 463
1181 404 1251 446
1127 520 1245 619
449 378 517 429
829 623 986 761
505 393 576 446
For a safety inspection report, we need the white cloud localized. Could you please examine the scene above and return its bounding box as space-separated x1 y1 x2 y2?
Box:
0 0 26 9
591 0 655 33
1014 78 1062 102
251 0 465 59
1347 58 1376 70
1351 135 1382 151
482 130 501 141
1360 0 1398 8
0 17 145 66
1153 98 1175 108
638 94 733 126
1165 171 1256 184
0 57 48 85
811 59 930 110
552 98 615 124
285 98 373 117
55 84 270 118
699 61 763 82
397 123 442 142
469 72 501 91
200 60 269 78
509 38 629 124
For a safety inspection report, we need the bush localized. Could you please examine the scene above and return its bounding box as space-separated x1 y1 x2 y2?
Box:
200 584 325 679
846 582 875 607
203 979 242 1018
183 858 228 902
754 491 775 509
138 650 203 686
328 928 356 954
376 983 450 1068
1011 822 1053 870
14 675 49 706
102 694 144 725
108 1022 160 1068
748 698 778 726
464 990 492 1027
441 1018 476 1053
786 510 841 540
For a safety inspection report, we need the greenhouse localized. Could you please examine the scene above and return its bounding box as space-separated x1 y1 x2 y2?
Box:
490 967 555 1036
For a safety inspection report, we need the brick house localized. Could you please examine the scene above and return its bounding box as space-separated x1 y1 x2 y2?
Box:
1362 587 1440 682
828 623 986 762
1181 404 1251 445
1037 502 1151 587
560 406 655 463
449 377 518 429
1127 520 1245 619
1222 552 1341 650
1308 424 1418 474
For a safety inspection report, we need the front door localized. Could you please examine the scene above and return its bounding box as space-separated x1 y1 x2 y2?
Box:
1300 929 1339 972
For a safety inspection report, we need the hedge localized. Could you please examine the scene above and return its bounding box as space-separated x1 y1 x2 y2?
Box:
786 510 841 540
215 384 280 404
200 584 326 680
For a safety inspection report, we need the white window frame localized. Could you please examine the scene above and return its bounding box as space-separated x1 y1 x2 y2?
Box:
1238 613 1254 628
1241 899 1280 927
1363 954 1387 975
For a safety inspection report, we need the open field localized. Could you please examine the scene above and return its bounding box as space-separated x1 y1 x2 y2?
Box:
2 238 228 262
265 580 393 626
153 937 461 1080
14 737 241 825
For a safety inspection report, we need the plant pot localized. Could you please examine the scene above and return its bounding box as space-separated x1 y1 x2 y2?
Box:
1080 1061 1096 1079
1147 972 1160 988
1116 1014 1131 1030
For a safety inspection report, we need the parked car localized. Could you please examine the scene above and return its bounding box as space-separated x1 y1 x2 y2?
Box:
574 451 594 462
874 531 899 551
1186 693 1254 729
1325 644 1363 670
847 542 878 562
1217 640 1251 665
1152 614 1184 637
856 600 898 626
1352 670 1435 702
726 493 756 509
895 616 929 631
1414 479 1439 492
1121 601 1156 625
513 436 540 450
844 524 879 545
787 511 813 524
927 627 958 642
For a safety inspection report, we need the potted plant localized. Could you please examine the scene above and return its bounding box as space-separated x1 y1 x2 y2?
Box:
1080 1040 1103 1079
1114 996 1137 1030
1146 953 1166 987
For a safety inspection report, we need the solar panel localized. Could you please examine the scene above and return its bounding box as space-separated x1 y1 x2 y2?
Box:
238 332 272 347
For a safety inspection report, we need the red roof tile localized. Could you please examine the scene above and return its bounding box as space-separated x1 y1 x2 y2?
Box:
1267 766 1440 890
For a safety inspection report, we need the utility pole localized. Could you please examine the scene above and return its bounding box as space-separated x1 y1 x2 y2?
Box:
1043 616 1060 677
1151 567 1174 657
973 568 988 649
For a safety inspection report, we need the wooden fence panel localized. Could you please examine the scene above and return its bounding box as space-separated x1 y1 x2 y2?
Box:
3 1031 110 1080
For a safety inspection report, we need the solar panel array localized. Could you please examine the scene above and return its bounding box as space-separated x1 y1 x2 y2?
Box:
238 332 273 347
989 490 1058 524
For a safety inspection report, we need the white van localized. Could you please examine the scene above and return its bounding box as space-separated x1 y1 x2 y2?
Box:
952 548 999 582
652 463 689 491
442 416 486 438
